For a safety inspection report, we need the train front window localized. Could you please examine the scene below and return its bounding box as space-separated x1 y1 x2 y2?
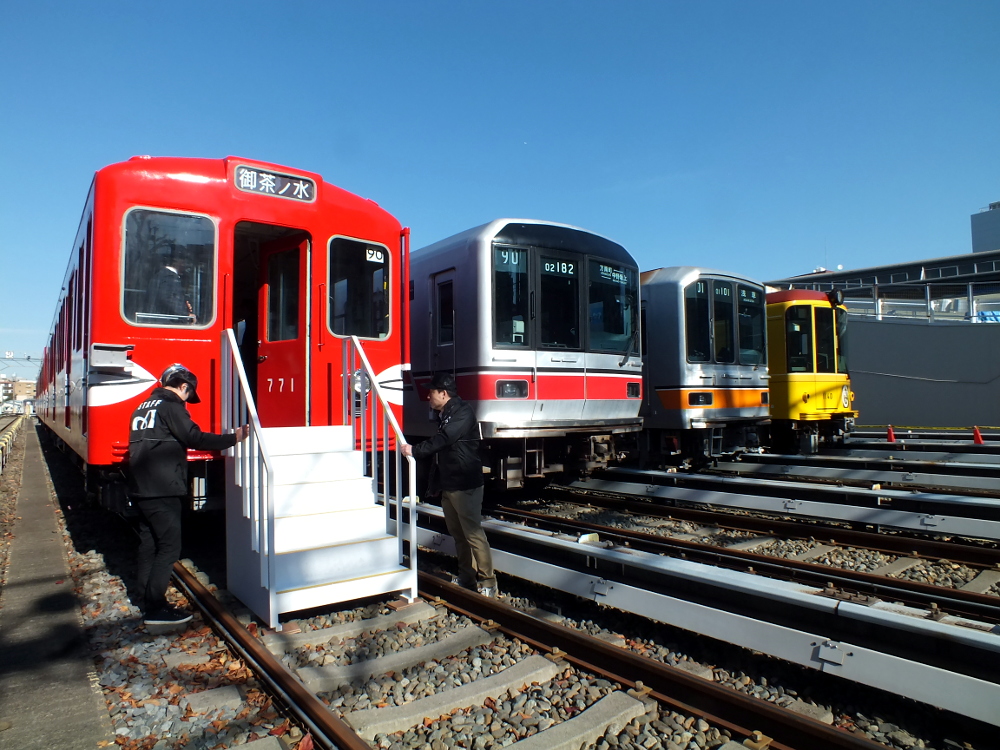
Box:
122 209 216 327
815 307 836 373
836 307 849 373
493 246 529 347
785 306 813 372
685 281 710 362
539 256 580 348
713 282 735 363
588 261 638 353
737 285 766 365
328 237 390 339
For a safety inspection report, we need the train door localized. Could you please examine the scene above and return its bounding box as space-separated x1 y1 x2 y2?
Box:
429 269 457 378
256 237 310 427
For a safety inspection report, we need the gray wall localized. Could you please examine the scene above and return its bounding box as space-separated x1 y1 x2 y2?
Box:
848 317 1000 428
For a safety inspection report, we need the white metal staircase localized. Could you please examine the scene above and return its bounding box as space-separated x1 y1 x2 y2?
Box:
221 330 418 628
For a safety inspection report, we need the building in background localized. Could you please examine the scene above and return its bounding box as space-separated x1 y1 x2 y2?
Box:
972 202 1000 254
13 380 36 401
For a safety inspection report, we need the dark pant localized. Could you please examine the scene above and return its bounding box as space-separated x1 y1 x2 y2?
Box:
135 496 184 613
441 486 495 589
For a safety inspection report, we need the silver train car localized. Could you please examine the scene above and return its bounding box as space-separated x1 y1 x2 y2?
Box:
405 219 643 488
639 266 769 462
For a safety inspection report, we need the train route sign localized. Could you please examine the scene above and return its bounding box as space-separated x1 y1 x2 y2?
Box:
234 166 316 203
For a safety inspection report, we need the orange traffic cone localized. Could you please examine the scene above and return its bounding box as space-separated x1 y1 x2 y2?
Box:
886 425 895 443
973 426 984 445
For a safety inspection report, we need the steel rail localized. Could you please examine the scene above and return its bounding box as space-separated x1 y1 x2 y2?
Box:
493 504 1000 623
551 485 1000 567
171 562 371 750
418 574 881 750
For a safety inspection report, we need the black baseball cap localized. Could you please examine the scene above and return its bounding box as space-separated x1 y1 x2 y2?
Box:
428 372 457 395
160 363 201 403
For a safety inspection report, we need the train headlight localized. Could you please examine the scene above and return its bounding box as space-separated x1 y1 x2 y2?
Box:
688 392 713 406
841 385 850 409
627 382 641 398
496 380 528 399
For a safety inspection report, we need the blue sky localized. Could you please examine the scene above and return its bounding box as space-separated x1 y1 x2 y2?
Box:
1 1 998 377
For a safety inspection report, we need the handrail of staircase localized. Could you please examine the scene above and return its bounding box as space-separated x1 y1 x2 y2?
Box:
343 336 418 585
221 329 275 589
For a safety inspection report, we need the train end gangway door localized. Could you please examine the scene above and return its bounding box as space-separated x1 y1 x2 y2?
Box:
257 237 310 427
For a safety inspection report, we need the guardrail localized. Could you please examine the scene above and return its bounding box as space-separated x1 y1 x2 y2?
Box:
0 415 26 475
841 281 1000 323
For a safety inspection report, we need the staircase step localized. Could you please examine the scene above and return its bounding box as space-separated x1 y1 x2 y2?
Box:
272 477 376 516
260 425 355 456
274 534 399 589
270 451 364 485
274 507 387 552
275 566 416 619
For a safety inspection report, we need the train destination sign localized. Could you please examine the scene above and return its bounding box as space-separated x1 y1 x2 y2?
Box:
234 166 316 202
598 264 628 284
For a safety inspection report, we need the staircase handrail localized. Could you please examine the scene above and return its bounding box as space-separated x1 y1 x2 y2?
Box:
344 336 418 582
221 329 275 588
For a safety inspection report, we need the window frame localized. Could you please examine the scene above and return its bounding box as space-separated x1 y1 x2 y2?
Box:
119 206 219 330
586 259 639 354
491 243 532 350
325 233 392 341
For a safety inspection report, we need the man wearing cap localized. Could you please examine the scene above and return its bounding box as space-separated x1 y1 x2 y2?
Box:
128 364 249 625
401 372 497 597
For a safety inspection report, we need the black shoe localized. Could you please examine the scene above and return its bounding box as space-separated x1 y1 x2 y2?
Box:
144 606 193 626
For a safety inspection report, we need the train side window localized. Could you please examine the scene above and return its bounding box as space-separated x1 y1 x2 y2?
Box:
587 260 637 353
836 307 849 373
785 306 813 372
737 284 766 366
266 249 299 341
815 307 836 373
539 256 580 349
122 208 216 328
685 281 710 362
328 237 390 340
713 281 735 363
493 246 529 347
437 280 454 345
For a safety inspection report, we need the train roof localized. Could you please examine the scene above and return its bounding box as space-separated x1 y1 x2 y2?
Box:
766 289 836 304
640 266 765 287
97 155 397 221
415 218 635 266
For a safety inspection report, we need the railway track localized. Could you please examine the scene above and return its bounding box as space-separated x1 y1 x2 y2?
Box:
586 465 1000 542
719 451 1000 496
173 563 884 750
494 493 1000 623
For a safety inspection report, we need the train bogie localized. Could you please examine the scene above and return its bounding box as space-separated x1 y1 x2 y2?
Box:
406 219 643 487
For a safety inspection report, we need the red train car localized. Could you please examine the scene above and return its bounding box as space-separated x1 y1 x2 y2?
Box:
38 156 408 509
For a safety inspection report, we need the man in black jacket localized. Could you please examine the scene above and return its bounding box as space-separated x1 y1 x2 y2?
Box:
401 372 496 596
128 364 248 625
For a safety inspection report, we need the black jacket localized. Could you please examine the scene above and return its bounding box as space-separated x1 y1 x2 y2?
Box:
127 387 236 498
411 395 483 492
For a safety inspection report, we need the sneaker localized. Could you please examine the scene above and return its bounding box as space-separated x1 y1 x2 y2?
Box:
144 606 193 626
479 586 499 598
451 576 477 591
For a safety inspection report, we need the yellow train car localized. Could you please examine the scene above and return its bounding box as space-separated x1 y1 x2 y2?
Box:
766 289 857 453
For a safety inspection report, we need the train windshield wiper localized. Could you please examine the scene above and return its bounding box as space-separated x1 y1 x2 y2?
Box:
618 329 639 367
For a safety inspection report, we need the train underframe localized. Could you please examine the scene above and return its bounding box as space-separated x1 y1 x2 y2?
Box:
767 416 854 455
480 432 628 490
635 420 765 468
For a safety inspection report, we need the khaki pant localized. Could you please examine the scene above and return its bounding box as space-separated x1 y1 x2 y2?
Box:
441 486 495 589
